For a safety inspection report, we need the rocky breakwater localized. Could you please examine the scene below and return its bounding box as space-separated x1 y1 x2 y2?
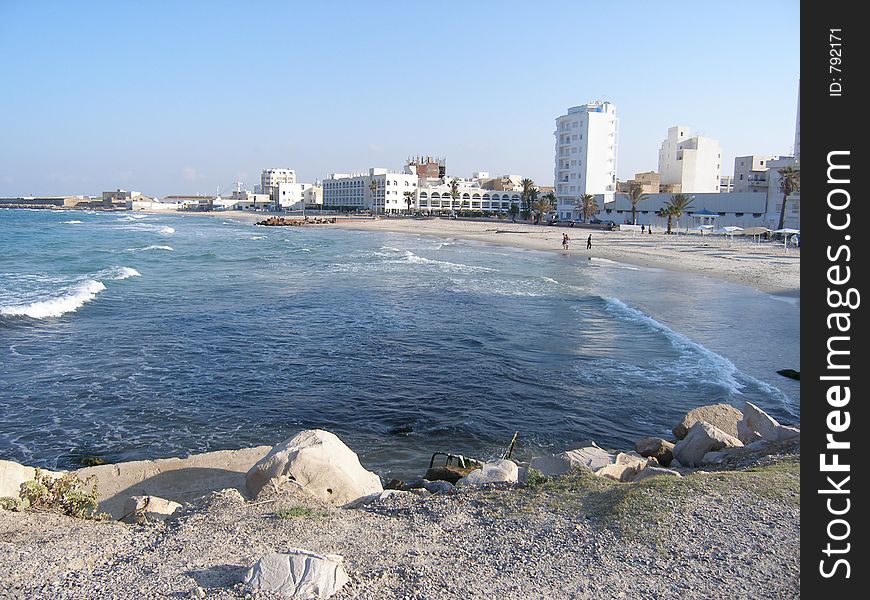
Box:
256 216 336 226
0 405 801 598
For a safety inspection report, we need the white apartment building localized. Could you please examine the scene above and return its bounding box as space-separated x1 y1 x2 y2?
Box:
732 155 776 194
719 175 734 193
322 168 417 213
554 101 618 220
260 168 296 205
658 126 722 193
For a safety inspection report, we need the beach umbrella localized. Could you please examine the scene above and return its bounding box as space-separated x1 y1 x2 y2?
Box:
719 226 743 245
773 228 800 252
741 226 771 244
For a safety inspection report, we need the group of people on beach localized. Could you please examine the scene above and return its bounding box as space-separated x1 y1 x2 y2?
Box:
562 233 592 251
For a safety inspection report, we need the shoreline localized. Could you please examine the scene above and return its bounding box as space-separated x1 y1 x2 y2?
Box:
143 211 799 296
328 217 800 297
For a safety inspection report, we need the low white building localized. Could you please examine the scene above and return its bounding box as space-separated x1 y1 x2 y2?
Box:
417 179 521 214
600 192 770 229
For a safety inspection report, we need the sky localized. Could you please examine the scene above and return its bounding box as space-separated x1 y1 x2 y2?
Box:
0 1 800 198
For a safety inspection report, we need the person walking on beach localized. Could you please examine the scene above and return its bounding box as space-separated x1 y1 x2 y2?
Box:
641 224 645 233
562 233 570 250
586 234 592 250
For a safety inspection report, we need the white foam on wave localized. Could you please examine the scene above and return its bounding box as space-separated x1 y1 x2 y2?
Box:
604 297 791 404
62 220 83 224
589 257 640 271
159 226 175 234
101 266 141 280
401 250 497 273
139 245 173 252
0 280 107 319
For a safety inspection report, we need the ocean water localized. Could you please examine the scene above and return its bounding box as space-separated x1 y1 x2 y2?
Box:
0 209 800 479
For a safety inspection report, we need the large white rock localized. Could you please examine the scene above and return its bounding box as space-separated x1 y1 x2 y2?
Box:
121 495 182 523
737 402 779 443
245 430 382 505
456 459 518 486
529 445 616 476
673 421 743 467
77 446 271 519
673 404 743 439
633 465 682 483
595 452 650 482
0 460 64 500
244 550 349 599
737 402 801 444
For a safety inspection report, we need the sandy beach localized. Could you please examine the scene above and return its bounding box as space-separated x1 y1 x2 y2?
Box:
328 218 800 296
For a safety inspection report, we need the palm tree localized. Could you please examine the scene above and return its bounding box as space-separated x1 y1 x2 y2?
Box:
574 194 598 222
662 193 694 234
531 194 552 221
520 178 535 219
403 190 416 215
369 178 380 216
626 184 648 225
776 167 800 230
449 178 460 215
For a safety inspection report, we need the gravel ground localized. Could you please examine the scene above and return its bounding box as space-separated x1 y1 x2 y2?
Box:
0 452 799 600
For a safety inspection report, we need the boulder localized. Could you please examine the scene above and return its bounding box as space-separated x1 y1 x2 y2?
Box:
245 430 382 505
422 480 455 495
634 437 675 467
347 489 411 508
673 421 743 467
737 402 801 443
529 445 615 476
595 452 650 482
243 549 349 599
121 495 182 523
701 451 729 466
673 404 743 439
0 460 64 500
456 460 518 486
77 445 271 519
633 465 682 483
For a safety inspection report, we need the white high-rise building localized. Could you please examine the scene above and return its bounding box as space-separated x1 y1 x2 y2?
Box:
554 102 618 220
658 126 722 193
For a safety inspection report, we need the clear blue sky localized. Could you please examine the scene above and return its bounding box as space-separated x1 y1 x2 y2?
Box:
0 1 800 198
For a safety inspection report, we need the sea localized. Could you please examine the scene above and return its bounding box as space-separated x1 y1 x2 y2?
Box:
0 209 800 479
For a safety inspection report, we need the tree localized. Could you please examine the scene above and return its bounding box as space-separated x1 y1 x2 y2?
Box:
576 194 598 222
449 178 460 215
520 178 535 219
403 190 416 215
776 166 800 231
626 184 648 225
369 178 380 216
531 194 552 221
662 193 694 234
